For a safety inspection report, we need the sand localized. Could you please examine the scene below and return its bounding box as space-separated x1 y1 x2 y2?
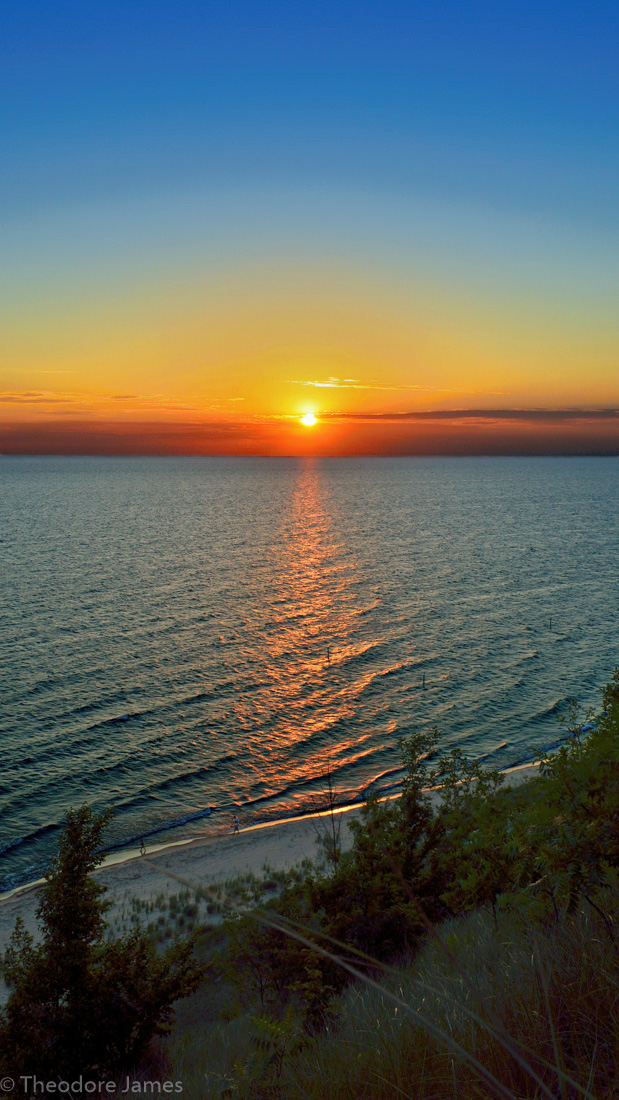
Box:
0 761 540 963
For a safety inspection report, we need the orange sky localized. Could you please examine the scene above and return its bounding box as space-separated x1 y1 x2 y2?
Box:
2 255 617 455
2 410 617 456
2 2 619 461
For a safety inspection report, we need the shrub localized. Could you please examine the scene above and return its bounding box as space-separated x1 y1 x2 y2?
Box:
311 729 447 959
0 806 201 1078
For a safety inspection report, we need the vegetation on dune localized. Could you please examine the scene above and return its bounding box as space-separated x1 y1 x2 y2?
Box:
1 672 617 1097
0 806 201 1080
181 671 618 1098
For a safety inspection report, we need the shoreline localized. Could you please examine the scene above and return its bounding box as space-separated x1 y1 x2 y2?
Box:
0 761 540 957
0 798 378 906
0 760 539 908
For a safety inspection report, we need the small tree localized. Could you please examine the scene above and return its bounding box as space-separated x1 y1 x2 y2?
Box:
525 670 619 928
0 806 201 1078
433 749 512 925
218 881 339 1030
311 728 446 959
311 766 343 869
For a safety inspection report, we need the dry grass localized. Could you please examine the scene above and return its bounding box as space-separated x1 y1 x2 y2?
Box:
282 903 617 1100
164 897 617 1099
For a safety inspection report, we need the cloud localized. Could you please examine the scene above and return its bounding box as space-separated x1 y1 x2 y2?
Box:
290 377 494 394
290 377 367 389
0 390 242 415
290 376 431 391
0 391 74 404
324 407 619 422
0 417 290 456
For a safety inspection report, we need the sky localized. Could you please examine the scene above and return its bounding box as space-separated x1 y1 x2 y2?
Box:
1 0 618 455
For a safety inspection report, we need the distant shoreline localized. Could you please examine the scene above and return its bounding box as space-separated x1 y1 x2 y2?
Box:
1 453 618 460
0 760 541 909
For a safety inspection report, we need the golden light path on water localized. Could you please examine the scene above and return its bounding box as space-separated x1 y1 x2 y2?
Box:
231 460 396 800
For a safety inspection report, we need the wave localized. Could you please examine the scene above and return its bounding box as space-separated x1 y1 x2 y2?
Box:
362 764 406 798
526 698 566 726
0 820 60 860
475 740 508 762
103 807 215 852
106 752 240 812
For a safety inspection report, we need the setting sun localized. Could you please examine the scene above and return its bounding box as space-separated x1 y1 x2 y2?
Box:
300 412 318 427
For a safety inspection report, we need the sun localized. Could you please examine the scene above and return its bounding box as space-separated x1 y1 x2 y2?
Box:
300 412 318 427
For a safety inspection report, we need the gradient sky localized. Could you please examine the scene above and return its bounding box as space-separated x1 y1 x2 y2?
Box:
2 1 618 455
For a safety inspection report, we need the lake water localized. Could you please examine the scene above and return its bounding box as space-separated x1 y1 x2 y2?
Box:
1 456 617 891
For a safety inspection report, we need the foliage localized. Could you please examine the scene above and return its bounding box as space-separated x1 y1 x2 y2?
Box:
504 669 619 931
242 1007 306 1096
0 805 201 1078
433 749 518 923
311 728 446 959
217 883 339 1030
200 673 618 1093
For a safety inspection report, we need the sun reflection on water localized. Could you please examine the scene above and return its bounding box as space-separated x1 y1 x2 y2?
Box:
231 460 392 801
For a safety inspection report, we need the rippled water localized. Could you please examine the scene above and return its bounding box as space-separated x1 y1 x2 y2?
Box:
1 456 617 890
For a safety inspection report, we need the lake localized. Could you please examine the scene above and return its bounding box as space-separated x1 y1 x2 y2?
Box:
1 455 616 890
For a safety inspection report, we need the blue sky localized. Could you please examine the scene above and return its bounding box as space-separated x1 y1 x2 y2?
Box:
3 0 618 223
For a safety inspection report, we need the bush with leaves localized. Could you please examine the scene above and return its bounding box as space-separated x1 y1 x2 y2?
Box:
218 882 339 1030
509 670 619 931
0 806 201 1078
311 728 447 960
432 749 523 925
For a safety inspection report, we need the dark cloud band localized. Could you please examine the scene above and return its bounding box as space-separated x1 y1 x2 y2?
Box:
324 408 618 422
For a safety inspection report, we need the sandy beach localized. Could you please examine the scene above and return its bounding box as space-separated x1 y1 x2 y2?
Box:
0 806 361 955
0 762 540 963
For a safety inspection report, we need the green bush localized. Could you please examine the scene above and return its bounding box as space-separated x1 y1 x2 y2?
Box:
0 806 201 1078
217 882 340 1030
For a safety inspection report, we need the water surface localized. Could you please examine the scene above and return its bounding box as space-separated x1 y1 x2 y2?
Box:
1 456 616 889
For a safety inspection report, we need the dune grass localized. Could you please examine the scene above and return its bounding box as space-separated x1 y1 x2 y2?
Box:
284 901 616 1099
164 894 616 1098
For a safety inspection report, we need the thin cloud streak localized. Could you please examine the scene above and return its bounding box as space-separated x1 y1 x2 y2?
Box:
290 376 480 393
0 391 73 404
0 391 246 415
324 407 618 421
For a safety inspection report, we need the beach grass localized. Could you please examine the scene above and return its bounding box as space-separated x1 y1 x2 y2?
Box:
161 893 617 1099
